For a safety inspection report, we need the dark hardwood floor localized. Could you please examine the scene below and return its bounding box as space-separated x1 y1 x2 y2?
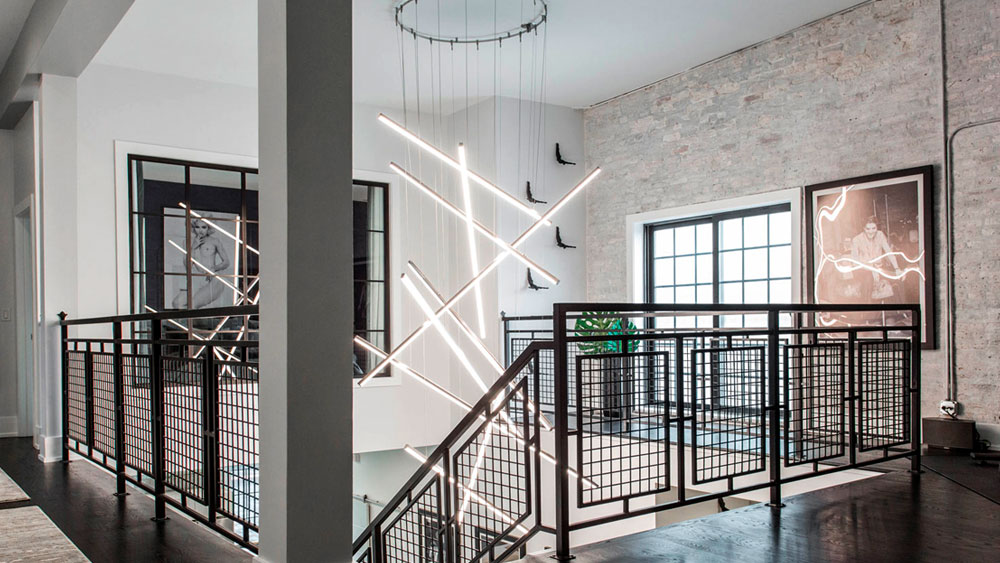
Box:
0 437 252 563
523 462 1000 562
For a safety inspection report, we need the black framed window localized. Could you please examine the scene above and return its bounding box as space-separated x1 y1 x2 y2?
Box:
353 180 390 378
645 203 792 328
128 155 260 315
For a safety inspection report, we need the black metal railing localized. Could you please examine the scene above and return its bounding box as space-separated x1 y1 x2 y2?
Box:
60 306 260 552
364 303 919 561
352 341 550 563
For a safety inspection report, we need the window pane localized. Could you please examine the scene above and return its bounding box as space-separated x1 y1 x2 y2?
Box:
769 245 791 278
721 282 742 304
655 315 675 329
720 218 742 250
769 211 791 245
744 248 768 280
655 287 674 304
720 250 743 282
744 313 767 328
696 254 712 284
743 214 768 247
721 314 743 328
675 285 695 304
653 228 674 257
676 315 696 329
770 279 792 303
697 284 712 304
696 223 712 253
744 280 768 303
675 225 696 255
676 256 695 285
654 257 674 286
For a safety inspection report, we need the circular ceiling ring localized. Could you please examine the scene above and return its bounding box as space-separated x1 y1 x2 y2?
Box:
394 0 547 46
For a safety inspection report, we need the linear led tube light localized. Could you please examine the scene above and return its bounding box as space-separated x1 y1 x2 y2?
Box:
401 274 524 438
143 305 248 370
457 423 494 524
407 261 554 432
167 240 245 297
354 336 472 411
179 203 260 255
388 162 558 284
401 274 489 393
458 144 487 339
403 446 529 535
358 167 600 384
358 336 592 487
193 276 259 358
377 113 547 224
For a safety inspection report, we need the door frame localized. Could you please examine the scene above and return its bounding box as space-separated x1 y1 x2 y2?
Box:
13 194 38 439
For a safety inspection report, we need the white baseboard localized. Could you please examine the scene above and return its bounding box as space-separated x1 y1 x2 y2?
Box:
37 435 63 463
0 416 17 437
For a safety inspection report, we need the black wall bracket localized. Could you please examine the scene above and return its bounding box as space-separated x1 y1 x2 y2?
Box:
555 226 576 249
555 143 576 166
526 181 548 204
527 269 549 290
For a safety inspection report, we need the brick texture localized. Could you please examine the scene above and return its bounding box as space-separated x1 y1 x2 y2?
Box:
583 0 1000 422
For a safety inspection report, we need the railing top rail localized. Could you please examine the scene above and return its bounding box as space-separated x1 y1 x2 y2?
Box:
553 302 920 314
352 339 552 556
60 305 260 326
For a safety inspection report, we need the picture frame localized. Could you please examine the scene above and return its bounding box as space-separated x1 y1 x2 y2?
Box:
804 165 935 348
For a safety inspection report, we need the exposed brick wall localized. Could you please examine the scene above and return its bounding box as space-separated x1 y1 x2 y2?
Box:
583 0 1000 422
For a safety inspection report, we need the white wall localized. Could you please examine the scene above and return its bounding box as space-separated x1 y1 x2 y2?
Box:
495 98 589 319
37 74 78 460
75 63 259 319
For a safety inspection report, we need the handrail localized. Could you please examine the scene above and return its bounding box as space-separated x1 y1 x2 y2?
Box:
60 305 259 326
351 340 551 556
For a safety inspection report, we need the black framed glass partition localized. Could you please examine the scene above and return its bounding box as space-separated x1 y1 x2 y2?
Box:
129 155 260 315
353 180 390 378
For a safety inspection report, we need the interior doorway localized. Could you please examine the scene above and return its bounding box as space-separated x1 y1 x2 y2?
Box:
14 200 35 439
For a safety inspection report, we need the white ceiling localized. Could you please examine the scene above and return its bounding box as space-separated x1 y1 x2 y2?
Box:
90 0 863 109
0 0 35 72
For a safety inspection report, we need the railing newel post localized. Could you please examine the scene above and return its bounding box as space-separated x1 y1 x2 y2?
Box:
113 321 128 496
910 306 922 473
766 309 783 508
203 344 220 522
553 305 572 560
442 447 456 563
150 318 167 521
60 312 70 463
675 335 686 504
85 340 95 456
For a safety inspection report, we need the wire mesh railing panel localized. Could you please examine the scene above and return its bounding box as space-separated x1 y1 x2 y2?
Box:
217 360 260 529
511 337 553 407
453 381 531 563
66 350 88 443
123 354 153 476
382 477 444 563
162 356 205 501
858 340 911 451
784 343 845 466
691 346 766 484
91 352 117 457
577 351 670 506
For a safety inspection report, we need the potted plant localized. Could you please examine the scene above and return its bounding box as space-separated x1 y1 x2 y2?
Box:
574 313 638 419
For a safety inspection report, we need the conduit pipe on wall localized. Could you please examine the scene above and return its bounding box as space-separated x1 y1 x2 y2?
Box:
944 117 1000 403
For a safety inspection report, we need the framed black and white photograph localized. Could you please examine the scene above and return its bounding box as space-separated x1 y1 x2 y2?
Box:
163 207 242 310
805 166 935 348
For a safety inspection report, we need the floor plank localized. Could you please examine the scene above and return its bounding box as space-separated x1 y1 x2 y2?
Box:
0 438 252 563
522 469 1000 562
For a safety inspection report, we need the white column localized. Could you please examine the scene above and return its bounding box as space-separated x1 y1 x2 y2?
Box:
258 1 353 561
